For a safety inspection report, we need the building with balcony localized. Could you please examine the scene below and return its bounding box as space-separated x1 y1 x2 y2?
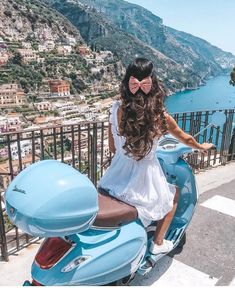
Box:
52 102 89 120
17 48 38 63
0 84 26 108
49 80 70 98
0 115 22 133
34 101 52 111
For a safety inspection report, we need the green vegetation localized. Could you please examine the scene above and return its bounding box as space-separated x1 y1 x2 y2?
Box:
0 51 90 95
230 68 235 86
100 90 117 100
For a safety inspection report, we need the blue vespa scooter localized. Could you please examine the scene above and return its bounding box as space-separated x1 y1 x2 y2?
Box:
5 110 223 286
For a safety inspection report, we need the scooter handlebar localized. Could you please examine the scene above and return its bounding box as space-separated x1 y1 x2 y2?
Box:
157 136 217 164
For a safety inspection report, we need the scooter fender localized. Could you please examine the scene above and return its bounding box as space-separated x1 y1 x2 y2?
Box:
31 221 147 286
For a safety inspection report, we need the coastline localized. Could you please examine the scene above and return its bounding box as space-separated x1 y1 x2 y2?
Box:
165 74 235 113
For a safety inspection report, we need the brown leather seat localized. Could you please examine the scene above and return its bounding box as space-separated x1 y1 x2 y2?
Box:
93 188 138 227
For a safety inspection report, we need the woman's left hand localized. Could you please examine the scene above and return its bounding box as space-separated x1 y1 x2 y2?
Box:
199 143 216 155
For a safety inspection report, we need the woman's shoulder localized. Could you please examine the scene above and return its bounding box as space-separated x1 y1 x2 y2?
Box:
110 99 121 111
113 99 122 107
109 100 121 124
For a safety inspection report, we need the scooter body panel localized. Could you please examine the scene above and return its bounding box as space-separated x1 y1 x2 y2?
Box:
32 221 147 286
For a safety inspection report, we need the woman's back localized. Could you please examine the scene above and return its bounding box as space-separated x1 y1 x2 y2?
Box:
110 100 158 160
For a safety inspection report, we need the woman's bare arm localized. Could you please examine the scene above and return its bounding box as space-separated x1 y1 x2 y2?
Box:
165 113 214 153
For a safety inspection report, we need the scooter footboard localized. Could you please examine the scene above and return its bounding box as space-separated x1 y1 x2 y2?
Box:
31 221 147 286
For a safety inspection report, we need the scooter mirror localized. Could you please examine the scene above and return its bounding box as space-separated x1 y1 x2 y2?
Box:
211 111 227 127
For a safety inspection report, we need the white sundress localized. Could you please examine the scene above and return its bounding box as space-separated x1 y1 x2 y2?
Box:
98 100 176 227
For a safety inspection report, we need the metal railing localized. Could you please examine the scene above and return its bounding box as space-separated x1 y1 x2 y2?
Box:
0 109 235 261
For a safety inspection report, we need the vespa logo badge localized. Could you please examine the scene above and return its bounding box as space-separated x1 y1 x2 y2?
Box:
13 185 26 194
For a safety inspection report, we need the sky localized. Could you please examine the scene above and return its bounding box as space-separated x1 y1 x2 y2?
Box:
127 0 235 55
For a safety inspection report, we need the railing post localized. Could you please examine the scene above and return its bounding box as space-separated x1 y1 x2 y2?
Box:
220 110 233 165
0 196 8 261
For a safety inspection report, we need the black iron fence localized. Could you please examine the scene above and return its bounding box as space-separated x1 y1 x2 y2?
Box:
0 109 235 261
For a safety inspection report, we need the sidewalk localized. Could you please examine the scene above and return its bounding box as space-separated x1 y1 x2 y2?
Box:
1 162 235 286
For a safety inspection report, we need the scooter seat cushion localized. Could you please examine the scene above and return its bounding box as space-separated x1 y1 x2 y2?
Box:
93 188 138 227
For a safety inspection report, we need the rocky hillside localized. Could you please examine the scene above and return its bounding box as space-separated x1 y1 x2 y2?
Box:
0 0 124 95
0 0 83 45
45 0 205 93
77 0 235 78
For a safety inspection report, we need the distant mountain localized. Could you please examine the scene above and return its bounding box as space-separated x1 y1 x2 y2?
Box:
78 0 235 78
44 0 206 93
3 0 234 94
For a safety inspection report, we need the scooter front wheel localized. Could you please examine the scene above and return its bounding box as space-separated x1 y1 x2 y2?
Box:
178 233 186 249
108 273 136 286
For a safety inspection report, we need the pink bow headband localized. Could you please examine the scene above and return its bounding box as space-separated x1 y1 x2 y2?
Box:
129 75 152 95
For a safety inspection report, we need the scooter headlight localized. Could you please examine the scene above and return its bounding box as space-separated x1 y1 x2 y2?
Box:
61 255 91 273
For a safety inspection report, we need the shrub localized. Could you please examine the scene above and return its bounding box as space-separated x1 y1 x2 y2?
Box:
4 10 12 17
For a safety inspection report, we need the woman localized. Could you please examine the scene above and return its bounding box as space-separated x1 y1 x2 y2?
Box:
99 58 214 255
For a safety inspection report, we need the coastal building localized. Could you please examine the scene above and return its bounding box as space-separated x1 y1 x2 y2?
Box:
33 116 47 125
78 45 91 57
0 115 22 133
49 80 70 98
34 101 52 111
0 51 10 65
17 48 38 63
0 84 26 108
39 28 53 42
21 42 32 49
10 140 32 161
38 40 55 52
100 98 114 109
67 37 77 46
94 51 113 63
52 102 89 119
44 40 55 51
57 45 72 56
38 44 47 52
36 57 45 64
93 102 102 112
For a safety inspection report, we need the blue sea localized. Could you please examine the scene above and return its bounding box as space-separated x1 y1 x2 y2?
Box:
165 75 235 148
165 75 235 113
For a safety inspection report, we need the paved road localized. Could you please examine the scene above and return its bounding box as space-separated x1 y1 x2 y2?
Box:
132 166 235 286
1 163 235 286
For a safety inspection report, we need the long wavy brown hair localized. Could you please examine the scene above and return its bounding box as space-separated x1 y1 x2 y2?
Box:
119 58 168 160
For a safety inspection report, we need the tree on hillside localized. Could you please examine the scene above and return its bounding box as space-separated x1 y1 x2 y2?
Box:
230 67 235 86
11 52 23 66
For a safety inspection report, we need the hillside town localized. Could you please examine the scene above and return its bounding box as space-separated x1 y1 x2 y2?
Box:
0 31 123 184
0 34 123 130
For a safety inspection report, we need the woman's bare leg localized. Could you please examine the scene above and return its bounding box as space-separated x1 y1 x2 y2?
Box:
154 187 180 245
